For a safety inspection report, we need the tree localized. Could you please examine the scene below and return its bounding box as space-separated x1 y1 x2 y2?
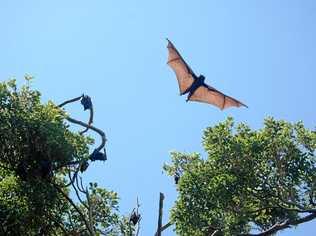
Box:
0 78 138 235
164 117 316 235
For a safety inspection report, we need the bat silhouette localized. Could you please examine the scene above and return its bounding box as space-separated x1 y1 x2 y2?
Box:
167 39 247 110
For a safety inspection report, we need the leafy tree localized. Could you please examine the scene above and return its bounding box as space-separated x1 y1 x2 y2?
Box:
164 117 316 235
0 78 137 235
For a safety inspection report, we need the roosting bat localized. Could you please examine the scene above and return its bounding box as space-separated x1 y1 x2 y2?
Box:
167 39 247 110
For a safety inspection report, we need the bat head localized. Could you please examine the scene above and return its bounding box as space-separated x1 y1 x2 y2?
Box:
198 75 205 82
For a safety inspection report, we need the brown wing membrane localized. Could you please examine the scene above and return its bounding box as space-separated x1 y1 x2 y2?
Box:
189 85 248 110
167 39 195 94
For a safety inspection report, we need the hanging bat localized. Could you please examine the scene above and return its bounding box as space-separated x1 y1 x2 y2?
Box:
166 39 247 110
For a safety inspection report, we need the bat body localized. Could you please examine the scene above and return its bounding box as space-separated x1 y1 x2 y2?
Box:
181 74 207 100
167 39 247 110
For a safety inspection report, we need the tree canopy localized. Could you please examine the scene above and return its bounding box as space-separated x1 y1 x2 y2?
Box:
164 117 316 235
0 79 136 235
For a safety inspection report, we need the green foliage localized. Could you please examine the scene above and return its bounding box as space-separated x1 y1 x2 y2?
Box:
164 117 316 235
65 182 124 235
0 79 130 235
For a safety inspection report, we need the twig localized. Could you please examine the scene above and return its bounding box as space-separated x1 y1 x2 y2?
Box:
52 183 94 235
86 187 95 235
62 168 79 187
70 172 88 210
78 176 87 193
136 197 141 236
211 230 219 236
136 222 141 236
51 219 69 235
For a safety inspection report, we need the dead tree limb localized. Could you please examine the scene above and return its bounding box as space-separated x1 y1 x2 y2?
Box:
66 116 106 151
156 192 164 236
58 95 83 108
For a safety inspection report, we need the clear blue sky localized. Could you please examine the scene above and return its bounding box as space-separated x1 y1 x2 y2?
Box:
1 1 316 235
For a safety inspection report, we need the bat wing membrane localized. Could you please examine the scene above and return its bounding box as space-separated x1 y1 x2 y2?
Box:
189 85 247 110
167 40 195 94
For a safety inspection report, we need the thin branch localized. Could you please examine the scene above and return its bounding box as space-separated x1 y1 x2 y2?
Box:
242 212 316 236
211 230 219 236
78 176 87 193
86 187 96 235
66 116 106 151
58 94 95 135
136 222 141 236
80 105 94 135
52 219 69 235
160 222 173 233
275 203 316 213
136 197 141 236
58 95 83 108
63 168 79 187
70 172 88 210
52 183 94 236
53 160 81 172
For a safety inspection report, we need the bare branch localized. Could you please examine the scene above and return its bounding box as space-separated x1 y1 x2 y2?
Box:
211 230 219 236
160 222 173 233
241 212 316 236
80 105 94 135
156 192 165 236
136 197 141 236
136 222 141 236
70 173 88 210
52 183 94 236
78 176 87 193
53 160 81 172
58 95 83 108
66 116 106 151
86 187 95 235
58 94 95 135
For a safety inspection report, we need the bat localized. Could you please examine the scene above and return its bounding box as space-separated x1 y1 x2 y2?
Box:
89 149 107 161
81 95 92 111
129 210 141 225
166 39 247 110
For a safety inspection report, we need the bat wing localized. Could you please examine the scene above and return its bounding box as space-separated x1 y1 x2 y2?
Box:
167 39 196 94
189 85 248 110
